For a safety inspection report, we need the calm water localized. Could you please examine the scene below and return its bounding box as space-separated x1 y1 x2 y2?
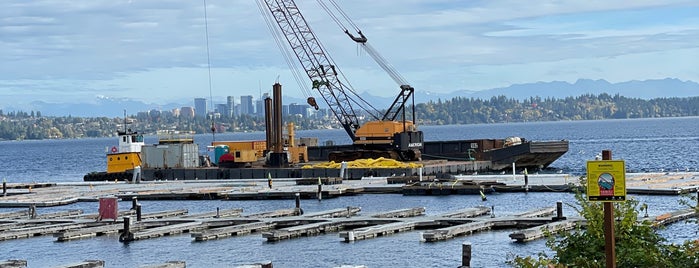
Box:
0 117 697 267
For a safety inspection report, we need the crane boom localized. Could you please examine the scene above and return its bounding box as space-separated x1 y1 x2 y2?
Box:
258 0 376 141
258 0 423 161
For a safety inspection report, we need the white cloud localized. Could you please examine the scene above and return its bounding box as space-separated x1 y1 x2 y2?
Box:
1 0 698 111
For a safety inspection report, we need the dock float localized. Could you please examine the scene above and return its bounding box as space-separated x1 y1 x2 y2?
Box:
140 261 186 268
192 221 275 241
341 221 418 242
508 220 579 242
421 221 494 242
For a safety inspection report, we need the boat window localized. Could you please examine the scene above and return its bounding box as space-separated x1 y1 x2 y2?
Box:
122 136 127 143
133 135 144 143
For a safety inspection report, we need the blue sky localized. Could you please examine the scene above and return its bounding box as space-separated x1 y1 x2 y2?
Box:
1 0 698 110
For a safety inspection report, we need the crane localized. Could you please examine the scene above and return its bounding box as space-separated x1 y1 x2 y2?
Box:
257 0 423 161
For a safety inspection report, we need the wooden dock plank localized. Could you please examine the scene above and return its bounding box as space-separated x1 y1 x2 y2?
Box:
245 209 298 218
339 221 416 242
0 210 29 219
55 224 122 242
192 222 275 241
36 210 84 219
52 260 105 268
0 222 88 241
421 221 495 242
652 208 697 226
512 207 556 218
0 259 27 268
509 220 579 242
303 207 361 218
181 208 242 218
434 207 490 218
131 221 204 240
262 221 338 241
141 209 188 219
139 261 186 268
369 207 425 218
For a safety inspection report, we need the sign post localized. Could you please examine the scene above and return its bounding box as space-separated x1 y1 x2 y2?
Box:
586 150 626 268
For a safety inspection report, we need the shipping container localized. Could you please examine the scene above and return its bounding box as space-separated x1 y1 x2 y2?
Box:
141 143 200 169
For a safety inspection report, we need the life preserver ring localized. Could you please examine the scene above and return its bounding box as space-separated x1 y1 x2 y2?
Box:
111 146 118 153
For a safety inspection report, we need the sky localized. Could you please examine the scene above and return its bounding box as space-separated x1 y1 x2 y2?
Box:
1 0 698 110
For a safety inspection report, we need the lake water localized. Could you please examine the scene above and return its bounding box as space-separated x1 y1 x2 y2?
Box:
0 117 697 267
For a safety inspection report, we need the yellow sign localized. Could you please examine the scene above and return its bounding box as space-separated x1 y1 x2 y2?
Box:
586 160 626 201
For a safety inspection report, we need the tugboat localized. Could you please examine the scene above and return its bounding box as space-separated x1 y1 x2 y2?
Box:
84 128 145 182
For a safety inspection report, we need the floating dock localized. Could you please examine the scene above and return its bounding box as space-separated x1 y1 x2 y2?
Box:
4 173 699 209
0 203 693 246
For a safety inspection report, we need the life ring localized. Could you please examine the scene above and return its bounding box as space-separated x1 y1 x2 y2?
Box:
110 146 118 153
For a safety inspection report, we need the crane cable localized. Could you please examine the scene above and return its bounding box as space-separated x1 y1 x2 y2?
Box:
313 0 383 119
203 0 216 141
317 0 409 86
255 0 314 99
258 0 381 120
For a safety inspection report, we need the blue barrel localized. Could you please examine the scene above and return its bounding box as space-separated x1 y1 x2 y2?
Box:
214 145 229 165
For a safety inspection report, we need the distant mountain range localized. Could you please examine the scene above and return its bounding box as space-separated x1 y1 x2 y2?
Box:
14 78 699 117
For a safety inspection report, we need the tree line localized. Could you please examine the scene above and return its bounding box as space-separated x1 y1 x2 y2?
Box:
1 93 698 140
415 93 699 125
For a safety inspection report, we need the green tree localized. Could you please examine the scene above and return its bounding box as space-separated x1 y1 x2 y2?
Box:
510 179 699 267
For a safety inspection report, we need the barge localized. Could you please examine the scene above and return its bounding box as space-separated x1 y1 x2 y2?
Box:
84 128 568 182
307 137 569 171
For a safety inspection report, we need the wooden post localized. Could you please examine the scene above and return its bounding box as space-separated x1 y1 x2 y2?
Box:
29 204 36 219
553 201 566 221
602 149 616 268
120 216 133 242
317 182 322 202
461 242 472 268
294 192 302 215
2 179 6 196
216 207 220 218
524 169 529 193
490 205 495 218
136 204 142 221
131 198 138 210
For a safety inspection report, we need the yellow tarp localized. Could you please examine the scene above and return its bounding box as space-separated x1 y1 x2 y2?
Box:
302 157 422 169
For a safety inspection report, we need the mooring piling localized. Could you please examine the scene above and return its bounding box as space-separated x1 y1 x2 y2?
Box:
460 242 472 268
131 197 138 210
553 201 566 221
136 203 142 222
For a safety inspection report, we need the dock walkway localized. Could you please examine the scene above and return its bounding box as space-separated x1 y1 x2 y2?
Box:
0 200 693 246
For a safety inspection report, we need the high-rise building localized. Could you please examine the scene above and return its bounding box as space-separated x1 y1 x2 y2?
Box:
240 95 254 115
288 103 308 117
226 96 235 118
256 93 270 117
216 104 228 117
194 98 207 117
180 107 195 118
